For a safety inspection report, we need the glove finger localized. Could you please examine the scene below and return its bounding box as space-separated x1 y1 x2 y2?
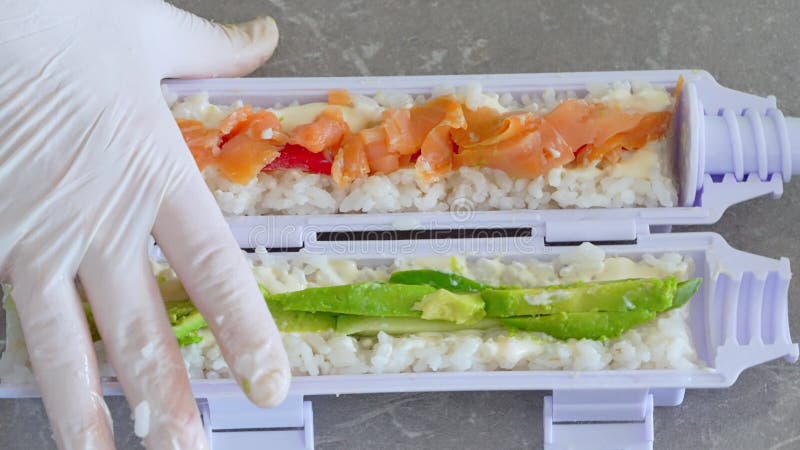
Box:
9 264 113 450
78 236 208 450
152 127 290 408
152 2 279 79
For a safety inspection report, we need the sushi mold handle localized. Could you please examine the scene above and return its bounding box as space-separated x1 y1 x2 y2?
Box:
3 70 800 450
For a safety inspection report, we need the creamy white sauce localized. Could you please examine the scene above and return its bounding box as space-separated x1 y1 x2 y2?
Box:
271 103 378 133
563 162 603 179
595 88 672 113
171 94 240 129
608 143 659 178
594 257 663 281
559 141 659 180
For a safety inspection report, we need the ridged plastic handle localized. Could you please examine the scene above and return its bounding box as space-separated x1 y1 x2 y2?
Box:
703 108 799 182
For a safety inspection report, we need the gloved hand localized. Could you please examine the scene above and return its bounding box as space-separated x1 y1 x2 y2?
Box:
0 1 289 448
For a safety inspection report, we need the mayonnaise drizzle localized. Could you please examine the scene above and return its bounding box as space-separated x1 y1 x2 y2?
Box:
609 143 659 178
594 257 663 281
271 103 379 133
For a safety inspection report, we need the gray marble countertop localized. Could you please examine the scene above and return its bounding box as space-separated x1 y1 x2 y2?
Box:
2 0 800 448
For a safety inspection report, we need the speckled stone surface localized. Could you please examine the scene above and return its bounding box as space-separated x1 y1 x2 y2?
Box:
2 0 800 448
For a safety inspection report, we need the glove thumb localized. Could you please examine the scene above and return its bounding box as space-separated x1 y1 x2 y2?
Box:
154 3 279 79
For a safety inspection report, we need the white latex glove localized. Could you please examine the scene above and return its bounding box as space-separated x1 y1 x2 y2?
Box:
0 1 289 448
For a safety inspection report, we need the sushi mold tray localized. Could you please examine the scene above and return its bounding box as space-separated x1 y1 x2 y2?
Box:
3 70 800 450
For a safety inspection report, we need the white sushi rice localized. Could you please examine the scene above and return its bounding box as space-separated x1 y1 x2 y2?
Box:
170 82 679 215
0 244 701 383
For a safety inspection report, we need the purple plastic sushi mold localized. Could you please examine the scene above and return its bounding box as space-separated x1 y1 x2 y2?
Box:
2 71 799 450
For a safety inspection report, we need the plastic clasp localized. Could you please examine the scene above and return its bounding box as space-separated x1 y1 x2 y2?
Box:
544 389 654 450
198 394 314 450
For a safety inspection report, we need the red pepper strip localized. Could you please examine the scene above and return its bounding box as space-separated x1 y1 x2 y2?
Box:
262 144 333 175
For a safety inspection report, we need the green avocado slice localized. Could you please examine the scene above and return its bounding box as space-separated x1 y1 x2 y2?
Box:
482 277 677 317
388 270 497 292
267 301 336 332
336 316 501 336
500 310 657 340
670 278 702 311
413 289 486 324
266 282 437 317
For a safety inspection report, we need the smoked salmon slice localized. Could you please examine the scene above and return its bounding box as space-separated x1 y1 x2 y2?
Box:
577 110 671 163
217 133 280 184
359 126 400 174
413 96 468 181
176 118 220 171
451 106 504 146
328 89 352 106
545 98 672 164
416 125 458 182
454 114 574 178
382 108 418 155
288 107 350 153
543 100 600 150
332 133 370 187
177 106 284 182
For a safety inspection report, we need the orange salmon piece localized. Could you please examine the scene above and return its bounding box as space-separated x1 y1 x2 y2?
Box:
384 95 466 157
410 95 464 137
332 134 370 187
360 126 399 174
288 107 350 153
217 133 280 184
413 96 467 181
245 109 284 139
451 106 504 146
382 108 419 155
545 98 672 164
218 106 284 141
328 89 352 106
179 106 286 183
219 105 255 137
176 118 220 171
544 99 599 150
578 110 671 163
455 114 573 178
416 125 456 182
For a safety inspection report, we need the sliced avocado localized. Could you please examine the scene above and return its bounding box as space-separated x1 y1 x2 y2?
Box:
261 284 336 332
482 277 677 317
388 270 495 292
669 278 702 311
413 289 486 325
166 300 197 325
172 310 208 346
500 310 657 340
267 282 437 317
336 315 501 336
267 301 336 332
